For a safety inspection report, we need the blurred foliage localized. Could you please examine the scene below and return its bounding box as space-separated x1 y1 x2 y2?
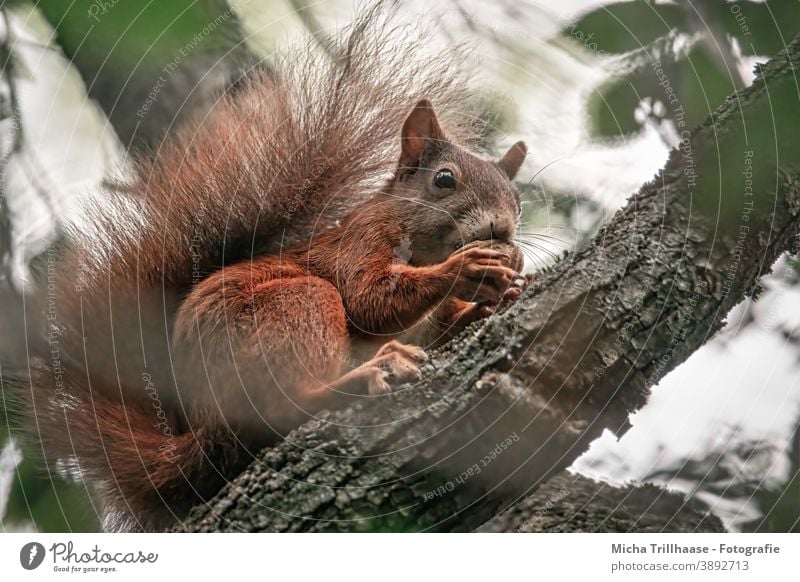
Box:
0 7 18 279
36 0 239 68
588 45 734 139
716 1 800 56
1 445 99 532
568 1 683 54
565 0 800 141
33 0 256 147
1 388 98 531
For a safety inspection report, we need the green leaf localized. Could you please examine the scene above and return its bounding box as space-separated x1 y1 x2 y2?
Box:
565 1 684 55
3 443 98 531
587 46 736 139
32 0 254 147
36 0 240 69
717 1 800 57
2 391 97 531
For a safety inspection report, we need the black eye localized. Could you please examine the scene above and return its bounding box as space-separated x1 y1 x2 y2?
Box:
433 169 456 189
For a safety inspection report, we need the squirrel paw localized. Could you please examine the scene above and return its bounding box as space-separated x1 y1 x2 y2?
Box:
496 272 533 305
374 340 428 363
363 341 427 395
445 302 496 331
443 241 524 304
475 270 532 310
439 274 531 334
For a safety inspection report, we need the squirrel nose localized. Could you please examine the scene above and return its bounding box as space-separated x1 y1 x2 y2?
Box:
463 214 516 246
488 217 515 242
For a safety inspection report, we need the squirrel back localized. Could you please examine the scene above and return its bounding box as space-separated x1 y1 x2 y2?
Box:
18 6 495 531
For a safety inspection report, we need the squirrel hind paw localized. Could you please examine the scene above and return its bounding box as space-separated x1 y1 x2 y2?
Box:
366 370 393 396
359 344 427 395
331 343 426 396
374 340 428 363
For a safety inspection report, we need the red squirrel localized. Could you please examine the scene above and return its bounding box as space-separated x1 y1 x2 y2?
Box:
19 12 528 531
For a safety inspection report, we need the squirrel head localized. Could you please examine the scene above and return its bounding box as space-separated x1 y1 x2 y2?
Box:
390 99 527 266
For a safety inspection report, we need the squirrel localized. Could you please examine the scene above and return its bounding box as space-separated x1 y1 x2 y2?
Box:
16 7 529 531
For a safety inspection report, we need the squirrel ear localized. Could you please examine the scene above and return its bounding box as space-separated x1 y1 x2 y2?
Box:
498 141 528 180
400 99 445 169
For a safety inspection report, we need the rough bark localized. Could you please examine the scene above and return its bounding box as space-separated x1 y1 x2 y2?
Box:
177 37 800 532
479 472 724 533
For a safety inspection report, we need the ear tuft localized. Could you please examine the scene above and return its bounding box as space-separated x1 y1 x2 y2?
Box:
498 141 527 180
399 99 445 169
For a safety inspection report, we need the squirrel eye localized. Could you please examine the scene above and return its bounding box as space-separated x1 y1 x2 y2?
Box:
433 169 456 189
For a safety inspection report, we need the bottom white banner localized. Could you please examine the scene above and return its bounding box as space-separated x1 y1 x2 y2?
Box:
0 533 797 580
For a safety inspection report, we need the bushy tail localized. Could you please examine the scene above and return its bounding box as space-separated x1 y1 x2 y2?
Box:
16 362 242 531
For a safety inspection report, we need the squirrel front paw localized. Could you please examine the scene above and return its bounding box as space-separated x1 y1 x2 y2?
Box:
441 240 525 304
435 274 531 337
497 272 533 305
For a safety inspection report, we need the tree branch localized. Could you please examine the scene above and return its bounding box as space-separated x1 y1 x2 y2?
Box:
479 472 724 533
179 35 800 532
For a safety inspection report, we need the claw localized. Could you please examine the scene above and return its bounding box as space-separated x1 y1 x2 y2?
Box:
355 341 427 393
367 370 392 395
375 340 428 363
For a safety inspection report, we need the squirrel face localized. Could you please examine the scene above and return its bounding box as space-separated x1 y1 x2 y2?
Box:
391 100 527 266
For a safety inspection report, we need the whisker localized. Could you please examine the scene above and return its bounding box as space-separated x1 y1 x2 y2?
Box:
520 246 564 263
517 223 570 230
517 245 549 269
516 239 561 261
517 232 569 244
521 197 581 214
518 237 562 255
526 158 564 187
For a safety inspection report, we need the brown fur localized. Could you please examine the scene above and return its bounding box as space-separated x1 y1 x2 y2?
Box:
18 5 528 531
